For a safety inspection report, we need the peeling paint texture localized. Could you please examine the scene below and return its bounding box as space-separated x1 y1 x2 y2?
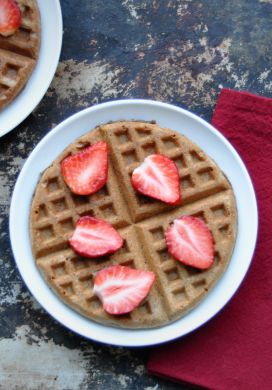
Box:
0 0 272 389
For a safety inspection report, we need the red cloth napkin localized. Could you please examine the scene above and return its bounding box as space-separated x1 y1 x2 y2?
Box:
148 89 272 390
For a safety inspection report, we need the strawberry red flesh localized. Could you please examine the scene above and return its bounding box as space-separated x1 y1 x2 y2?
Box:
93 265 155 315
69 216 123 258
131 154 181 205
61 141 108 195
0 0 21 37
165 216 214 269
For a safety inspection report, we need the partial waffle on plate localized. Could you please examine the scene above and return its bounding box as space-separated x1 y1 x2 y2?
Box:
30 122 237 329
0 0 40 110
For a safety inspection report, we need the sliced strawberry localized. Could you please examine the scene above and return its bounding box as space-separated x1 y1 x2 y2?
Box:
165 216 214 269
0 0 21 37
93 265 155 315
131 154 181 205
69 216 123 258
61 141 108 195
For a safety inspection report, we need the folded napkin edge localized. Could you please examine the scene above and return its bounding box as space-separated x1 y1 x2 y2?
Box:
148 367 208 389
215 88 272 116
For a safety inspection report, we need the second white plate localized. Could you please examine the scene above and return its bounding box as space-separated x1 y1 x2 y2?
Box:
10 100 258 346
0 0 63 137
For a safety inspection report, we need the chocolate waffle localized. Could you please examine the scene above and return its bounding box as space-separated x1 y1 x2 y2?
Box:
30 122 237 328
0 0 40 110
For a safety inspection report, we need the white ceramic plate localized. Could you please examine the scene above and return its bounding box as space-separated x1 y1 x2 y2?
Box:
0 0 63 137
10 100 258 347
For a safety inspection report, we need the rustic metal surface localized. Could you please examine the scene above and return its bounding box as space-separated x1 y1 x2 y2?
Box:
1 0 272 389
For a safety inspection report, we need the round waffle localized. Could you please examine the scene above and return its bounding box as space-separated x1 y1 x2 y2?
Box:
0 0 40 111
30 122 237 328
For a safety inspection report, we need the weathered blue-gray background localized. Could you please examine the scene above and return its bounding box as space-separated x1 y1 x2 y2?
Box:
1 0 272 388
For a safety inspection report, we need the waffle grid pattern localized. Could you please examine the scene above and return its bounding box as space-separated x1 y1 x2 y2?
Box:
0 0 40 110
31 122 237 328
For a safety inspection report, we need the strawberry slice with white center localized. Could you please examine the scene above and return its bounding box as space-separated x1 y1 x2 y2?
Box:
165 216 214 269
131 154 181 205
0 0 21 37
61 141 108 195
69 216 123 258
93 265 155 315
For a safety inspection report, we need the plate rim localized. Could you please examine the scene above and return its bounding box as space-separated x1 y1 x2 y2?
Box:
0 0 63 137
9 99 258 347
